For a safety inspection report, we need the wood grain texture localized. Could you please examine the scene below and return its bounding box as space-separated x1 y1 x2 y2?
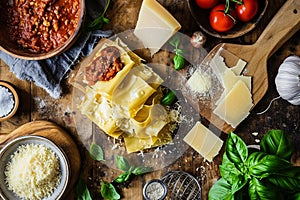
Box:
0 120 81 199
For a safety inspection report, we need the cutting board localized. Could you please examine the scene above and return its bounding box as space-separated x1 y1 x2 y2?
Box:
0 120 81 198
193 0 300 134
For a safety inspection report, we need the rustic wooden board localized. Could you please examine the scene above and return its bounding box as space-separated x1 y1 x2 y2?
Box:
0 120 81 199
197 0 300 133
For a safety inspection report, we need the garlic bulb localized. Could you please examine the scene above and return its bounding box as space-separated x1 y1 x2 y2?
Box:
275 55 300 105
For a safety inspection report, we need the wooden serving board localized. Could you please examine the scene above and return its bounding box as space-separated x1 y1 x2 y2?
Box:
0 120 81 199
197 0 300 134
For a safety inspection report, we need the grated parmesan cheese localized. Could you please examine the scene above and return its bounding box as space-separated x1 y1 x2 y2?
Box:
5 144 61 200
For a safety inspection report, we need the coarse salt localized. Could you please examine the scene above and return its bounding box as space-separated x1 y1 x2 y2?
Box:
0 86 15 117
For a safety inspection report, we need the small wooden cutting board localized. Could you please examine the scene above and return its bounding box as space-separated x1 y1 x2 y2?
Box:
0 120 81 198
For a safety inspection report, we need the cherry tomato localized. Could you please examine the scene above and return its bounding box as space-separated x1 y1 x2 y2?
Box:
235 0 259 22
195 0 219 9
209 4 237 32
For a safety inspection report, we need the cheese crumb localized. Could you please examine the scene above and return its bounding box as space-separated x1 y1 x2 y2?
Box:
187 69 212 94
252 132 259 136
5 144 61 200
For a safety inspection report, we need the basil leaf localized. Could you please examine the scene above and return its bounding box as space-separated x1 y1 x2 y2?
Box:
226 132 248 169
248 177 284 200
116 155 130 171
114 171 132 183
219 153 248 193
247 152 292 178
267 167 300 191
208 178 234 200
101 181 120 200
173 54 185 70
132 166 152 175
161 90 177 106
89 143 105 161
260 129 293 161
76 178 92 200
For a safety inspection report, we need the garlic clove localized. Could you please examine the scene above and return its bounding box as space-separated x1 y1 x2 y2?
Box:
190 31 206 48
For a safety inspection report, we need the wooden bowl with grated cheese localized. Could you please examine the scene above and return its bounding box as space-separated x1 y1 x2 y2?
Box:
0 135 70 200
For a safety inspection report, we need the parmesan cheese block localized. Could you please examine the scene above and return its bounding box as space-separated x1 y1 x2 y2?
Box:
213 80 253 128
134 0 181 56
183 121 223 162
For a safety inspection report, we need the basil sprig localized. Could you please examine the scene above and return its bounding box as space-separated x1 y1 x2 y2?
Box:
169 35 185 70
209 130 300 200
84 146 152 200
114 155 152 183
99 156 151 200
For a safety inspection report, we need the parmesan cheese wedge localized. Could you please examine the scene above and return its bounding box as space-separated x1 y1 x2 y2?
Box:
213 80 253 128
215 69 252 105
183 121 223 162
134 0 181 56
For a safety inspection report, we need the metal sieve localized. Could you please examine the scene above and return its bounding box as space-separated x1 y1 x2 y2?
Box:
161 171 201 200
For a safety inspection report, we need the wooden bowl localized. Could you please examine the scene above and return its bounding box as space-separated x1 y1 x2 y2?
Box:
0 81 19 122
0 0 85 60
187 0 269 39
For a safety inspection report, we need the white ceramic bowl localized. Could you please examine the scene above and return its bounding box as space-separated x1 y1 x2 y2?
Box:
0 135 70 200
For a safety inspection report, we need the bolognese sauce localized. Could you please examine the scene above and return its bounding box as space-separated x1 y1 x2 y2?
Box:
3 0 80 53
84 46 125 85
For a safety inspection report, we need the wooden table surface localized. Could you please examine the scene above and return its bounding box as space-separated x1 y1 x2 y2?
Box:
1 0 300 199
